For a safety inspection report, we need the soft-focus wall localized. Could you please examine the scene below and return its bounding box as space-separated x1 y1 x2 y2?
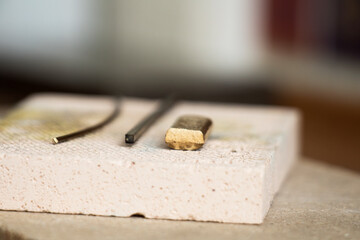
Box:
116 0 265 77
0 0 266 89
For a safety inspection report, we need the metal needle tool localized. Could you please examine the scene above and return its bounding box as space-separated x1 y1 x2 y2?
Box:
125 95 176 144
52 99 120 144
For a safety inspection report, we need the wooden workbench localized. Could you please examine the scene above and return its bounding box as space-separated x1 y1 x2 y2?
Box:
0 159 359 240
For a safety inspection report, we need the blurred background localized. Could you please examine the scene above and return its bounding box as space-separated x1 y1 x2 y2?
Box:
0 0 359 171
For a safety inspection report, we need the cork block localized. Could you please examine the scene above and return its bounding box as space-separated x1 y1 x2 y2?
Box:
0 94 299 224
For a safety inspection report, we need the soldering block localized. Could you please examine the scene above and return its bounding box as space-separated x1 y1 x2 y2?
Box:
0 94 300 224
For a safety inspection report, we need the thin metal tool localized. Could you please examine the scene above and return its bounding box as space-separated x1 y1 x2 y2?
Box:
125 95 176 144
52 99 120 144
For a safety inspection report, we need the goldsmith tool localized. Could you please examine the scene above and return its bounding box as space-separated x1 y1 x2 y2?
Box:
125 95 176 144
52 99 120 144
165 115 213 150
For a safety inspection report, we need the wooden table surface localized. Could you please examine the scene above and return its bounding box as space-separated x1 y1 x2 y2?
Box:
0 159 359 240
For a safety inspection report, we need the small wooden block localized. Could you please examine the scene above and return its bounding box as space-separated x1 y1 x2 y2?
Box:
165 115 212 150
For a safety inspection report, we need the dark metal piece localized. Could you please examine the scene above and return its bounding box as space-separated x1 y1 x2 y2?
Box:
52 99 120 144
125 95 176 144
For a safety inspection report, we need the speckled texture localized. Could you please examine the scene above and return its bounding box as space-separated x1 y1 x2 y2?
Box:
0 93 300 224
1 160 359 240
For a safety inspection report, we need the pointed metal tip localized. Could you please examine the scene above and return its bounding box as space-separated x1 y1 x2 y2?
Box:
52 137 59 144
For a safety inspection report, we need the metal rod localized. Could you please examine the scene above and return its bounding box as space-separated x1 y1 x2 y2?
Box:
52 99 120 144
125 95 176 144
